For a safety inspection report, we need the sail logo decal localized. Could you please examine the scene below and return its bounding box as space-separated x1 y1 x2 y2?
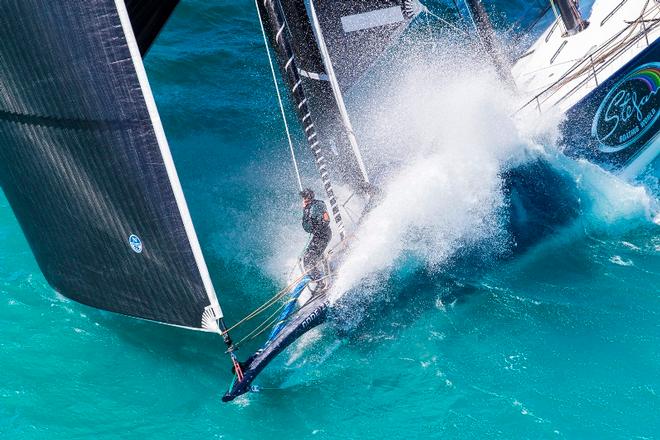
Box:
128 234 143 253
592 63 660 153
341 7 404 33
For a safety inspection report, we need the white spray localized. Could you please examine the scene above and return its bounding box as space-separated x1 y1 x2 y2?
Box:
329 49 542 302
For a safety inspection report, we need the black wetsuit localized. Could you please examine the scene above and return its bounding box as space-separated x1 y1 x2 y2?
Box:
302 199 331 281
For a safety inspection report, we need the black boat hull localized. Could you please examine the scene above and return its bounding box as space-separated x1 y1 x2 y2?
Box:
222 291 331 402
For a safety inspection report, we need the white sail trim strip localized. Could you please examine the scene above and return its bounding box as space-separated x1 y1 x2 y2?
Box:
307 0 371 184
130 311 222 333
275 23 286 42
341 6 405 33
114 0 222 326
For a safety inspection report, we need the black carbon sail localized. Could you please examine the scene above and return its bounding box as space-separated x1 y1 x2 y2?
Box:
288 0 419 188
0 1 221 330
258 0 419 208
257 0 348 236
311 0 421 90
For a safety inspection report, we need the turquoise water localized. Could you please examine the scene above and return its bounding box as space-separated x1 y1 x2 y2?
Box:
1 1 659 439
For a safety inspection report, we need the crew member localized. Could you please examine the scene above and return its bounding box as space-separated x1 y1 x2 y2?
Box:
300 188 331 290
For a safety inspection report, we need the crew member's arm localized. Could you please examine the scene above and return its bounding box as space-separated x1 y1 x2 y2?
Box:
302 207 313 233
312 200 330 226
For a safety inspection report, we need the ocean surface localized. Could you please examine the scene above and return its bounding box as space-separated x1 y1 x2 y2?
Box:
1 1 659 439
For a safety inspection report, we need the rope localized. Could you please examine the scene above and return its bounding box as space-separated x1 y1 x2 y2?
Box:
423 6 471 36
221 232 355 338
258 0 347 239
557 1 652 84
220 270 309 335
255 0 303 192
234 301 287 348
462 0 480 34
233 272 334 348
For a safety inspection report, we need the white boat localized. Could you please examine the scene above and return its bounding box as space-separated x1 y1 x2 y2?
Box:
512 0 660 180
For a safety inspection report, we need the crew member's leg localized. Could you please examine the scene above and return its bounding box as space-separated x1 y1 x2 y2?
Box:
303 235 324 281
303 231 331 283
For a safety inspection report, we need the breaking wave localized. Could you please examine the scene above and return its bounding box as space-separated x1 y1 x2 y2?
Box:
327 40 657 309
330 48 545 302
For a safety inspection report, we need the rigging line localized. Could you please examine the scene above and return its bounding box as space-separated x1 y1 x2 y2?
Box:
422 7 471 36
237 271 335 348
548 0 566 35
288 235 312 277
342 191 355 207
226 240 331 333
255 0 303 192
306 0 371 184
462 0 498 63
547 1 651 94
342 203 358 225
520 57 584 76
527 4 654 113
519 4 552 35
234 302 287 348
240 312 280 346
222 250 326 335
222 233 353 335
451 0 466 23
222 271 308 335
425 7 434 43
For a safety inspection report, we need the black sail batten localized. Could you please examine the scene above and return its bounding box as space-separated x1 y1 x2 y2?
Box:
125 0 180 55
0 0 221 331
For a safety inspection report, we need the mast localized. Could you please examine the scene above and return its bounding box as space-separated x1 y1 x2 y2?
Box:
305 0 371 185
463 0 514 86
552 0 588 36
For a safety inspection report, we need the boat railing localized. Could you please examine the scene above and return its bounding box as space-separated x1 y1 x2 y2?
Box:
602 0 631 27
516 1 660 115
